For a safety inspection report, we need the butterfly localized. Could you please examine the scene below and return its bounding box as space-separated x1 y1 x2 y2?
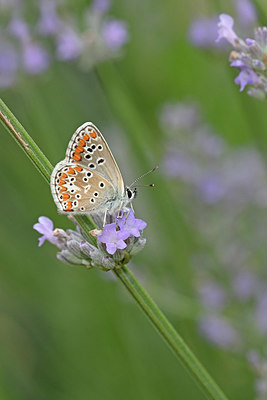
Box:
50 122 136 220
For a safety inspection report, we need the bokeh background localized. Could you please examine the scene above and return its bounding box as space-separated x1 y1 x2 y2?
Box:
1 0 267 399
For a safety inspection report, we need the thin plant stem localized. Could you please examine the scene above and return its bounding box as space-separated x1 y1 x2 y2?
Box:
1 96 229 400
114 266 228 400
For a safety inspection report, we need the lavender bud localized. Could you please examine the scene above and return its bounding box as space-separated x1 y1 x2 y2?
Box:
129 238 147 256
57 249 86 265
67 239 85 259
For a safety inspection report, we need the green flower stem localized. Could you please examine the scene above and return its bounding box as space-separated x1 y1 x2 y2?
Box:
1 96 229 400
114 266 228 400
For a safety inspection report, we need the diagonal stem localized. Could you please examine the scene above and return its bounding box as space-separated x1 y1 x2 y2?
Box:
1 96 229 400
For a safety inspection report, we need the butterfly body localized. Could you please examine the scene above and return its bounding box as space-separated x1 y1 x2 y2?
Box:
50 122 136 215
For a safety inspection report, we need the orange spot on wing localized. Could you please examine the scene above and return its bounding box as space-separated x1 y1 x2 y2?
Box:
68 168 75 174
59 186 67 193
79 139 86 147
61 173 67 179
83 134 90 141
62 193 70 201
65 209 73 212
58 179 66 186
72 152 81 161
90 130 97 138
75 145 84 153
74 166 83 172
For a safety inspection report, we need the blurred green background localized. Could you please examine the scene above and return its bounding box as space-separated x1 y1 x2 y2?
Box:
1 0 267 399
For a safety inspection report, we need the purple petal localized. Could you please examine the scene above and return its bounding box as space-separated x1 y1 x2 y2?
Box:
106 243 117 255
38 236 46 247
216 14 238 46
234 68 259 91
115 240 127 250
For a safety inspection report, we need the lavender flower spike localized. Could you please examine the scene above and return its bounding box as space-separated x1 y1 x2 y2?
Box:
117 209 147 238
97 223 129 255
216 14 239 46
33 216 59 247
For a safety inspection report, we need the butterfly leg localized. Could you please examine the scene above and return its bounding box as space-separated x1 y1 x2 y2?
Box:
102 209 107 228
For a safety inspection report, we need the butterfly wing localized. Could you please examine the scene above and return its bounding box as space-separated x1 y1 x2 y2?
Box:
65 122 124 195
51 122 126 214
51 162 116 213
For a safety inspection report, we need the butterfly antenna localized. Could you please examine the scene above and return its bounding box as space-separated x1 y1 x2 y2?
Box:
129 166 158 188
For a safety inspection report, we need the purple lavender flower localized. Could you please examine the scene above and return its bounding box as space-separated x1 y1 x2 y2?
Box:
255 292 267 334
117 209 147 238
235 0 258 27
197 174 226 204
197 281 226 309
92 0 111 13
56 27 83 61
233 66 259 91
23 42 50 74
216 14 239 46
0 43 18 88
198 315 241 349
33 216 60 247
102 20 129 50
37 0 61 36
232 271 259 301
97 223 129 255
9 17 30 43
188 16 223 48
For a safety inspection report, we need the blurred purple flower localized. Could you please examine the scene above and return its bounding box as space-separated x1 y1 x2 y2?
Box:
0 43 18 88
234 67 259 91
235 0 257 27
56 27 83 60
216 14 239 46
37 0 61 36
232 271 258 301
117 209 147 238
163 149 200 181
33 216 59 247
92 0 111 13
102 20 129 50
188 16 223 48
198 315 241 349
198 281 226 309
9 17 30 42
255 292 267 334
23 42 50 74
197 174 226 204
160 103 199 130
97 223 129 255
